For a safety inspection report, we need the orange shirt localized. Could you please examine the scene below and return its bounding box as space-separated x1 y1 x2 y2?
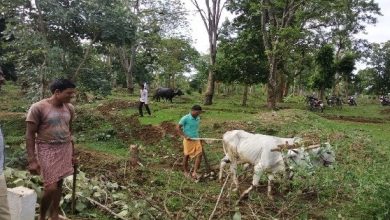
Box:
26 99 74 143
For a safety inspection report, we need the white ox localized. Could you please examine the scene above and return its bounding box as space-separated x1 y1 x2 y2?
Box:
219 130 310 199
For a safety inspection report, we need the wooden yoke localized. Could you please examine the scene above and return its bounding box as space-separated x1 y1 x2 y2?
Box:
305 144 321 150
270 139 322 152
271 141 300 152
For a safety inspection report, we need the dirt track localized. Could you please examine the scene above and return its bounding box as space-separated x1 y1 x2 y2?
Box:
322 115 385 123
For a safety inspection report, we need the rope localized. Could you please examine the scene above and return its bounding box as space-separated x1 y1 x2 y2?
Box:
190 138 223 141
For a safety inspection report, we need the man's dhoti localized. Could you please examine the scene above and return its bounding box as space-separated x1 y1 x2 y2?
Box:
183 139 202 158
36 142 73 187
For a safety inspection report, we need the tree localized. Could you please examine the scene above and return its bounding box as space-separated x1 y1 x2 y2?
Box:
257 0 380 109
120 0 189 93
354 68 376 94
311 44 336 100
155 37 199 88
336 53 356 96
216 0 268 106
0 17 16 81
191 0 227 105
369 41 390 95
1 0 137 98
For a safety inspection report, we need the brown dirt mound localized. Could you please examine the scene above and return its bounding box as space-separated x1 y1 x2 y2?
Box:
105 115 142 143
160 121 179 137
218 121 251 131
93 102 190 145
322 115 383 123
77 147 123 179
380 108 390 114
132 125 165 144
96 100 138 114
76 147 150 186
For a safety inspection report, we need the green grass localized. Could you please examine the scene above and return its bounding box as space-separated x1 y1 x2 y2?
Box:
2 85 390 219
322 104 389 119
0 83 30 111
80 140 128 157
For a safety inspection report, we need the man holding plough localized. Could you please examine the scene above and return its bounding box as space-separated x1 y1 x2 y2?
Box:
177 105 204 180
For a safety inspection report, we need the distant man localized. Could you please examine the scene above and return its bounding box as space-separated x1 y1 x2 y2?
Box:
139 84 151 117
26 79 76 220
0 127 11 220
177 105 203 179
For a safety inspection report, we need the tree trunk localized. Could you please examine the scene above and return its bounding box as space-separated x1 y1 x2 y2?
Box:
344 80 349 97
108 47 116 88
191 0 226 106
119 46 135 94
129 145 140 167
35 0 49 96
283 79 290 97
242 84 249 106
73 35 97 81
126 44 136 94
260 0 304 109
172 73 176 89
320 87 325 101
39 66 46 100
204 52 216 105
266 56 278 109
276 72 285 102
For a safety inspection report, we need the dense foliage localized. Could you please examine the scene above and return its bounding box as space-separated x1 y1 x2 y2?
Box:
0 0 388 103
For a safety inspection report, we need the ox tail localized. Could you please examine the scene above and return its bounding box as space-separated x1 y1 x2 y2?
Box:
222 139 228 156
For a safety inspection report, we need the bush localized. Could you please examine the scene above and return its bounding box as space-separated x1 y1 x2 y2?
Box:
283 95 306 103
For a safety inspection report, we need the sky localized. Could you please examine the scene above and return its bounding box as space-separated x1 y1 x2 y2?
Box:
184 1 233 54
185 0 390 71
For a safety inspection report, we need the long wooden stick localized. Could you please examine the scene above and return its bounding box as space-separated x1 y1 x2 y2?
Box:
202 148 211 172
71 164 77 216
190 137 223 141
209 174 230 220
305 144 321 150
83 196 129 220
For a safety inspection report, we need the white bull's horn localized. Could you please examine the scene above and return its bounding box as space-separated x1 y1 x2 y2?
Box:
305 144 321 150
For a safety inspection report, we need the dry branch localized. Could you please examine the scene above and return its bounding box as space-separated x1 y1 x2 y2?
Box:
209 174 230 220
83 196 128 220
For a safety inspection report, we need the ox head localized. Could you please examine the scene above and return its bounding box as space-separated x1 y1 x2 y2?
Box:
174 89 184 96
286 147 312 169
307 142 335 167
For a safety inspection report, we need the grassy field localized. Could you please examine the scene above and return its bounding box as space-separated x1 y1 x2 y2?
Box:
1 83 390 219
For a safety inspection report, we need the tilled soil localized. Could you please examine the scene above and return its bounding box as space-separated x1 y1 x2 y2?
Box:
95 101 176 145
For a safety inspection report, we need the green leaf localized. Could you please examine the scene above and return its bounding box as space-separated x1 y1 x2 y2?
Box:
12 178 24 186
117 210 128 218
75 201 87 212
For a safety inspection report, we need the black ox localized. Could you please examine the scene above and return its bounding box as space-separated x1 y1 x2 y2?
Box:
153 88 184 103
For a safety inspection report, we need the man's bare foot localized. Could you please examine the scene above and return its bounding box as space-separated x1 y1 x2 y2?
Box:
191 172 201 180
184 172 191 179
